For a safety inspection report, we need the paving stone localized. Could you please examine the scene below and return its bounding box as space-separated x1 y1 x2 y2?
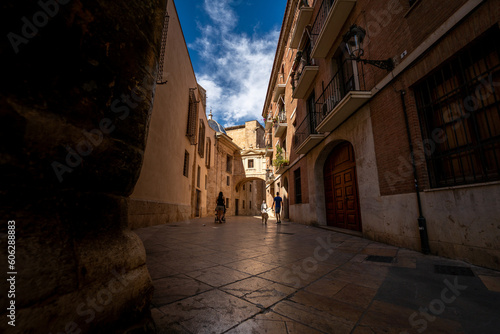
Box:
226 312 323 334
221 276 275 297
358 300 464 333
243 282 295 308
290 290 364 324
224 258 279 275
478 274 500 292
186 265 251 287
136 217 500 333
157 289 261 333
304 277 348 297
152 274 213 306
332 283 378 309
272 300 355 333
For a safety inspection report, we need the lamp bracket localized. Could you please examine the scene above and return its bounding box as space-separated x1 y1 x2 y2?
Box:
350 57 394 71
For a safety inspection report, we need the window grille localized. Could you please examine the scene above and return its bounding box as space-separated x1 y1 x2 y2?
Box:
197 165 201 188
414 28 500 188
205 138 211 168
183 151 189 177
198 121 205 157
157 13 170 85
186 88 199 145
294 168 302 203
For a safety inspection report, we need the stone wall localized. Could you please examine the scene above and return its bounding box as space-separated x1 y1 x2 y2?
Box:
129 0 216 227
0 0 166 332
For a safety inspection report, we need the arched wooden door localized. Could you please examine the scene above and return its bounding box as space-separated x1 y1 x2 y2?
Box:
324 142 362 231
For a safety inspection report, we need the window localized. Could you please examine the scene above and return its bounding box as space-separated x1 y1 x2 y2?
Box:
249 201 252 209
226 155 233 173
186 88 198 145
227 176 230 186
183 151 189 177
243 200 245 209
307 91 317 130
197 165 200 188
243 184 245 191
414 27 500 188
248 159 254 168
205 175 207 190
226 198 229 208
249 184 252 192
198 121 205 158
294 168 302 203
205 138 211 168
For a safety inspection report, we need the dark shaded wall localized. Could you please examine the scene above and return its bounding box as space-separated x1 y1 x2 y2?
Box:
0 0 166 332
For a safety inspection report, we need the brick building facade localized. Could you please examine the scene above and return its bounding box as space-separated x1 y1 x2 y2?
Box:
264 0 500 269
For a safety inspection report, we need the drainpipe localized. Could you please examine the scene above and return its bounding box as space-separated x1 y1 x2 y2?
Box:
400 90 431 254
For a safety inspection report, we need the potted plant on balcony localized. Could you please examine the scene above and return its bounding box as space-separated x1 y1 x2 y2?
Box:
272 145 289 170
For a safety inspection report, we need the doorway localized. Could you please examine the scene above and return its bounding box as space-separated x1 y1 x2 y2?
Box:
235 199 239 216
323 142 361 231
283 177 289 219
195 190 201 217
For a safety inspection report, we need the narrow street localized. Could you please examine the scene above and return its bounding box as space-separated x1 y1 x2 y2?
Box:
136 217 500 333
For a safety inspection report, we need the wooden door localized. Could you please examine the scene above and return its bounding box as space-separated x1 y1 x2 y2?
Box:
324 142 361 231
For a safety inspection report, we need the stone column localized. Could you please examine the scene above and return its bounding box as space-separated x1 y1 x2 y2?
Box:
0 0 166 332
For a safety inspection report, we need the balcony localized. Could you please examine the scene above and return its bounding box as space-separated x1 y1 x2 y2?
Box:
265 115 273 130
275 163 289 175
315 60 371 133
293 112 324 155
292 43 318 100
273 84 286 102
273 110 287 137
265 169 275 184
265 146 273 157
290 6 314 49
310 0 356 59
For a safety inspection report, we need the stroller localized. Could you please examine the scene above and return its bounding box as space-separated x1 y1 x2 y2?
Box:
215 205 226 223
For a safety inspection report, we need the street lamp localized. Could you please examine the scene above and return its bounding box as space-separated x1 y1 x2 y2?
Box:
343 24 394 71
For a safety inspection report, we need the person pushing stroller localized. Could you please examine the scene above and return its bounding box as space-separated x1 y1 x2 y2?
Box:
215 192 226 223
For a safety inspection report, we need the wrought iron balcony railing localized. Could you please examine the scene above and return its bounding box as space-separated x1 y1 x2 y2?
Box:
292 42 316 91
310 0 335 48
293 112 321 150
316 59 364 124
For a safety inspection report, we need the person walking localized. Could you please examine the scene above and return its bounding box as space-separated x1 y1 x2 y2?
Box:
261 200 269 224
215 192 225 223
271 192 283 224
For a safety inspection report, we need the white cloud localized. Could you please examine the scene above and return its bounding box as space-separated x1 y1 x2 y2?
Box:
191 0 280 127
203 0 238 31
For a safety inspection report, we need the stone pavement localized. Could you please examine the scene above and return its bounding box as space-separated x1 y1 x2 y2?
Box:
134 216 500 334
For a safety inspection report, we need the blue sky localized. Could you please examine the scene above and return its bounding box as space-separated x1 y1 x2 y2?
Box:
175 0 287 127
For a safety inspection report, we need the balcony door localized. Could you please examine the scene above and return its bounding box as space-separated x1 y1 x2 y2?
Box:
324 142 361 231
